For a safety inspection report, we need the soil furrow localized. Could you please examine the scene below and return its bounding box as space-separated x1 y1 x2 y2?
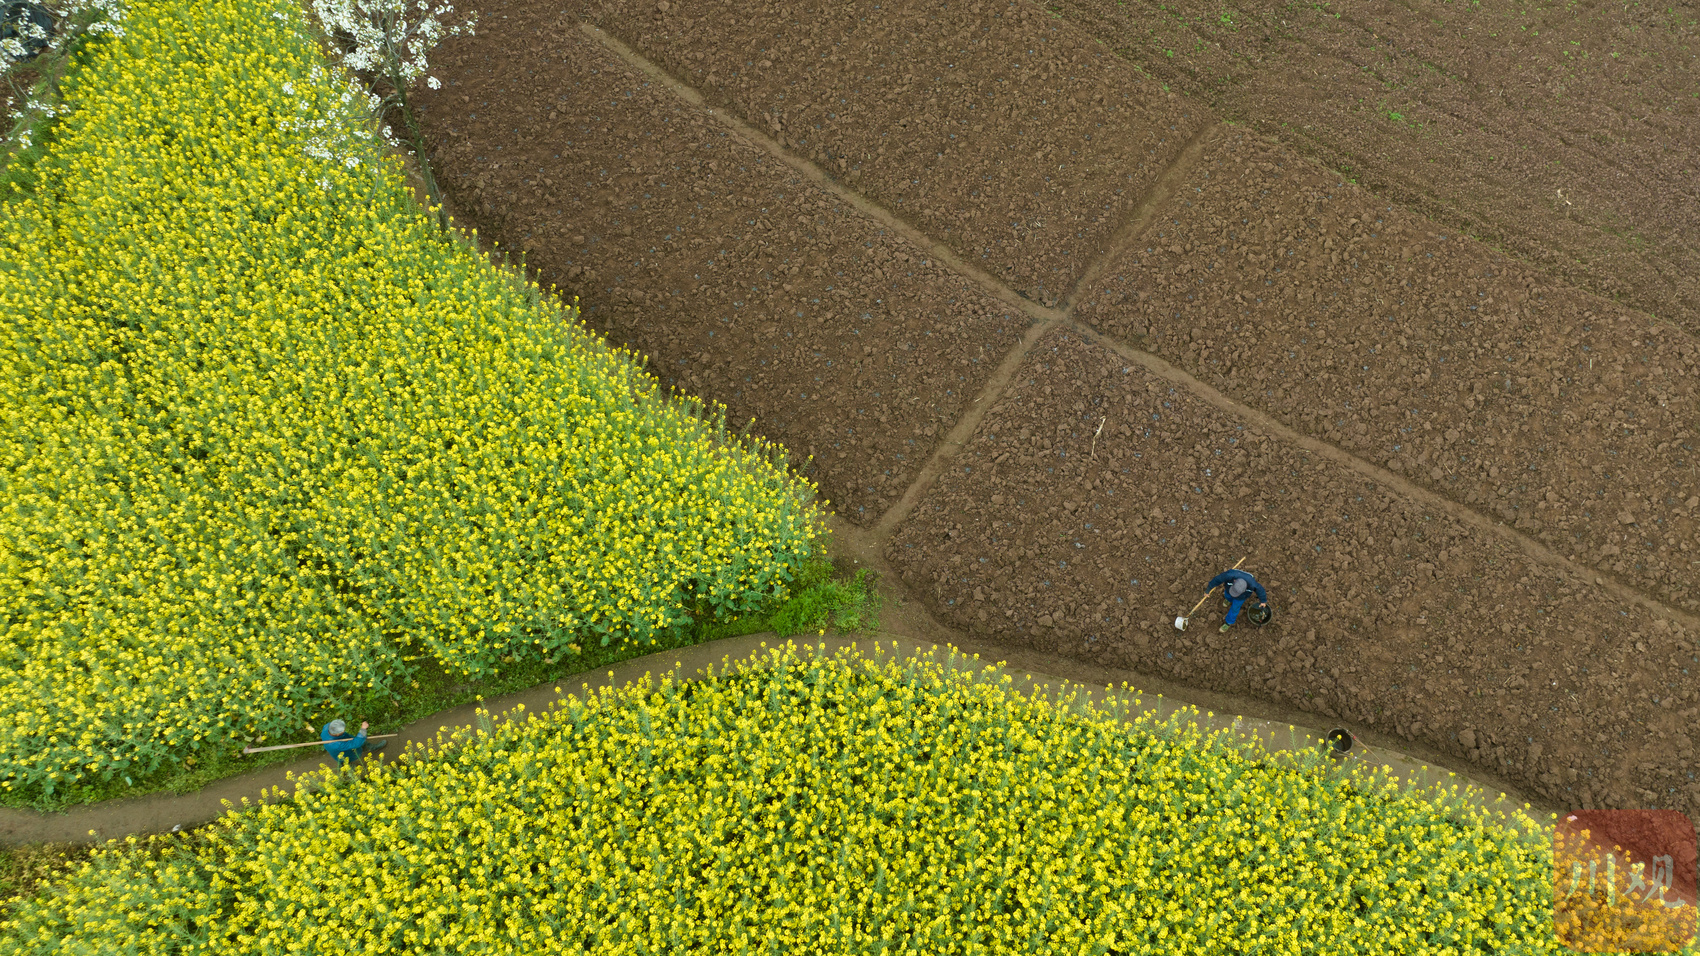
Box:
1044 0 1700 331
415 25 1026 526
1063 120 1220 312
875 315 1064 539
387 0 1698 831
1073 128 1700 613
578 24 1054 327
1064 314 1700 638
581 0 1210 307
885 326 1700 818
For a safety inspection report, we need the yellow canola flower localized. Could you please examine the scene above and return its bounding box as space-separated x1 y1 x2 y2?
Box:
1 642 1664 956
0 0 826 802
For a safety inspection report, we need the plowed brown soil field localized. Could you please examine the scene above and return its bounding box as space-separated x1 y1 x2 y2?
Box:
887 325 1695 811
417 24 1028 524
1045 0 1700 334
1072 126 1700 613
400 0 1700 821
578 0 1209 307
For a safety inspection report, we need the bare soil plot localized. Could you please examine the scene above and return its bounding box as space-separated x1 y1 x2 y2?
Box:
412 25 1026 524
886 327 1700 815
1073 127 1700 613
577 0 1209 306
1046 0 1700 332
360 0 1700 822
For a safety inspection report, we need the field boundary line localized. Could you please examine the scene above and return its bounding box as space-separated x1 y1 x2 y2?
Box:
872 314 1065 539
581 21 1699 632
1062 318 1700 634
578 23 1063 326
1062 120 1220 312
581 21 1078 542
0 625 1551 847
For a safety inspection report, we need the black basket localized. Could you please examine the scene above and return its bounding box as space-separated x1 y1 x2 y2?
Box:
1248 604 1273 627
1 1 56 65
1326 728 1353 758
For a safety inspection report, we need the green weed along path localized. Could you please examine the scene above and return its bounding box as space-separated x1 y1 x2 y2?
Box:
0 629 1550 849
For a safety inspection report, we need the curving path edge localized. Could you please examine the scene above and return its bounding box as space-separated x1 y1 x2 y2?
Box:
0 616 1555 849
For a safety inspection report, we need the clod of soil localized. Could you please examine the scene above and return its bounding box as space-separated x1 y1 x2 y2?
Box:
1075 127 1700 614
583 0 1210 307
1045 0 1700 332
394 0 1700 825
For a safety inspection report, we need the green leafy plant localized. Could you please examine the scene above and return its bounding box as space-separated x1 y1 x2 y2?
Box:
0 643 1602 954
1 0 128 193
0 0 827 808
0 841 91 922
768 563 882 637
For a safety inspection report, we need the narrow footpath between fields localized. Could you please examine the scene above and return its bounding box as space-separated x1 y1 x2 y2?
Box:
0 563 1557 850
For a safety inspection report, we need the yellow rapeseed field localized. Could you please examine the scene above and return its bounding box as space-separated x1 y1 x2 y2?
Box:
5 641 1677 955
0 0 825 801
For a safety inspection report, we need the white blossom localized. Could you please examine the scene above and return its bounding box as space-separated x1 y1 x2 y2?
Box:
3 0 132 151
309 0 476 92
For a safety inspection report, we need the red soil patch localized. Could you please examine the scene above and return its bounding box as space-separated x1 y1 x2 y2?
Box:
581 0 1209 306
1073 126 1700 614
411 23 1026 525
885 327 1699 818
1557 809 1698 909
1047 0 1700 334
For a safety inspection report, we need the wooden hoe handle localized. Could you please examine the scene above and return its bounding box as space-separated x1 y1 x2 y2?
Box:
241 733 400 755
1184 556 1247 618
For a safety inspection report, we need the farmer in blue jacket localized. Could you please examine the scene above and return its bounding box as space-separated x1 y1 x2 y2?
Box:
1204 568 1269 634
321 718 386 769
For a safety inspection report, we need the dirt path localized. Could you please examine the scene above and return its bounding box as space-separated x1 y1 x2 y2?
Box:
0 594 1556 848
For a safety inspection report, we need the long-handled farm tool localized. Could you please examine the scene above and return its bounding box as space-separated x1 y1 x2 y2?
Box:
1173 556 1245 631
241 734 398 755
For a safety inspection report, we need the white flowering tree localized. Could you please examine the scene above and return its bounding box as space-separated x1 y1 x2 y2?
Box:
1 0 129 161
274 58 396 195
305 0 477 231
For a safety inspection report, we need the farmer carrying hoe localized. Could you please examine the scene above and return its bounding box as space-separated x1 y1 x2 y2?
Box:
321 717 387 769
1204 567 1269 634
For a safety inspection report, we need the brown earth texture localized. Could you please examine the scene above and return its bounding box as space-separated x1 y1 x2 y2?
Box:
367 0 1696 825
